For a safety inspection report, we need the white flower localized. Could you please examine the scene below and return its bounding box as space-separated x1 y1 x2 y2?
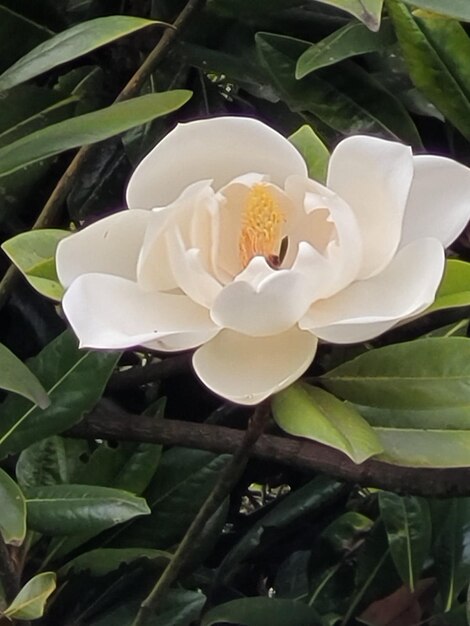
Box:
56 117 470 405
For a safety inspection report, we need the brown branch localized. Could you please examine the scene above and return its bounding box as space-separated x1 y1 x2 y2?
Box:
66 404 470 498
107 354 190 391
0 0 205 310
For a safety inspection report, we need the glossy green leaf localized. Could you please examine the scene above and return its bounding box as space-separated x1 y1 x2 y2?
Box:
428 260 470 313
378 492 431 591
355 402 470 430
2 229 69 300
25 484 150 535
314 0 384 31
0 90 192 176
321 511 374 553
0 16 162 92
288 124 329 182
386 0 470 139
296 21 394 78
433 498 470 610
272 383 383 464
0 331 120 458
4 572 56 620
202 598 322 626
0 343 49 408
323 338 470 410
59 547 170 577
0 467 26 546
401 0 470 21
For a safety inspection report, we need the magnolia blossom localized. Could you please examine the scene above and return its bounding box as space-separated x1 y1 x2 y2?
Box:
56 117 470 404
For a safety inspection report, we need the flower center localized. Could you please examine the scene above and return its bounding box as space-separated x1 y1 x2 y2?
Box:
238 183 285 269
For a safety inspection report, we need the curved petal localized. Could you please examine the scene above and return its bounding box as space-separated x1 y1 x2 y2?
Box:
192 327 318 405
327 136 413 279
62 273 217 349
300 238 445 343
126 117 308 208
57 210 153 288
400 154 470 248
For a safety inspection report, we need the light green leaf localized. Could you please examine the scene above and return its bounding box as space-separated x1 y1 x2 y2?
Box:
296 21 394 78
288 125 329 182
0 16 163 92
378 492 431 591
25 484 150 535
273 384 383 464
0 331 120 458
313 0 384 31
0 467 26 546
2 229 69 300
0 90 192 177
4 572 56 620
401 0 470 21
386 0 470 139
0 343 49 408
428 259 470 313
323 337 470 410
202 598 322 626
59 547 170 578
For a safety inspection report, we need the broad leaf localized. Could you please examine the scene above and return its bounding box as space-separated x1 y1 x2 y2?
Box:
0 90 192 176
323 337 470 410
288 124 329 182
379 492 431 591
355 403 470 430
0 343 49 408
59 547 170 577
4 572 56 620
0 331 120 458
313 0 384 31
202 598 322 626
428 259 470 313
2 229 69 300
272 383 383 464
0 16 162 92
25 484 150 535
401 0 470 21
0 467 26 546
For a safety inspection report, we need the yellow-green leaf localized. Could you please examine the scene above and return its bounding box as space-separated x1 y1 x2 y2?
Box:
4 572 56 620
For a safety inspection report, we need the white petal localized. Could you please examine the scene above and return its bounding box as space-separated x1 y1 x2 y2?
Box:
327 135 414 279
401 154 470 247
57 210 153 288
193 327 318 405
62 273 217 349
126 117 307 208
301 238 445 343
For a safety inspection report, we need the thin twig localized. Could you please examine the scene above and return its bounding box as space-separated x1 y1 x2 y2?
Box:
67 404 470 497
0 0 205 310
107 354 191 391
130 402 271 626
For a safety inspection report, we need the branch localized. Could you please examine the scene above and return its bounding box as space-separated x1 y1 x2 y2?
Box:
67 404 470 498
107 354 190 391
0 0 205 310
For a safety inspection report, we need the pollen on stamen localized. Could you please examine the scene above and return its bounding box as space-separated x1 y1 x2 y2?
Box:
239 184 285 268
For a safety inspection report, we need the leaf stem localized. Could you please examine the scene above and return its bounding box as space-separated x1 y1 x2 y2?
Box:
130 401 271 626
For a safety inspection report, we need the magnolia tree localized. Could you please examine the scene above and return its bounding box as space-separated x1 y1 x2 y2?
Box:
0 1 470 625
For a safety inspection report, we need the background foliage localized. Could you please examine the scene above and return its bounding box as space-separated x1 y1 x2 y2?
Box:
0 0 469 624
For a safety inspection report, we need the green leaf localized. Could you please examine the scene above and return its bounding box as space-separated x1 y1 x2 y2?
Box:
0 467 26 546
0 343 49 408
0 331 120 458
355 403 470 430
59 547 170 578
401 0 470 21
322 337 470 410
386 0 470 139
0 90 192 176
428 259 470 313
288 124 329 182
25 484 150 535
0 16 163 92
0 6 52 74
4 572 56 620
296 21 394 78
2 229 69 300
272 384 383 464
202 598 322 626
378 492 431 591
313 0 384 31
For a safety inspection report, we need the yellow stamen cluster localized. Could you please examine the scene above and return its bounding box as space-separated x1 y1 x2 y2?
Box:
239 184 285 268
